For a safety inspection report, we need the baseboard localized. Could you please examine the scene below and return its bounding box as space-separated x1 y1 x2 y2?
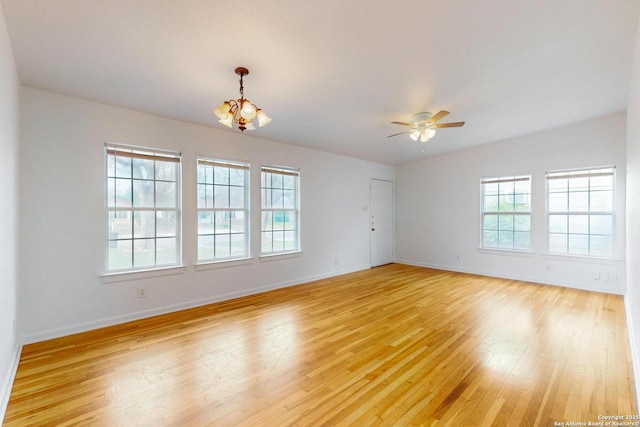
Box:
395 259 624 295
625 296 640 412
22 264 370 345
0 343 22 424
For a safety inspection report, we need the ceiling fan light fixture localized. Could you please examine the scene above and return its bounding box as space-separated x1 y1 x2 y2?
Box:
410 130 421 141
215 67 271 132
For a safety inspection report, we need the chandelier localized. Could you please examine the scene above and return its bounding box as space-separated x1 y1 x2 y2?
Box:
214 67 271 132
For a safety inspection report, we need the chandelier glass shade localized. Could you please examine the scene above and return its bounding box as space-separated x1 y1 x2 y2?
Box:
214 67 271 132
410 127 436 143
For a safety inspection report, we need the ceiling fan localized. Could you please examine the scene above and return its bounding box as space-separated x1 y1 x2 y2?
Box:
388 111 465 143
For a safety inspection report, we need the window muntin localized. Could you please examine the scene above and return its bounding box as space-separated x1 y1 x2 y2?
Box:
197 158 249 262
481 175 531 250
261 166 300 254
106 144 181 272
546 167 614 257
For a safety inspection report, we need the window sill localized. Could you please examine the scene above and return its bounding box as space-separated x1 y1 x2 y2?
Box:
195 257 254 271
101 265 186 283
260 251 303 263
542 253 620 265
477 248 536 257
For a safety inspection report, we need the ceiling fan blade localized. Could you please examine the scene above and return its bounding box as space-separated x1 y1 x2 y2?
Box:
391 121 412 126
387 131 410 137
428 110 450 123
435 121 465 128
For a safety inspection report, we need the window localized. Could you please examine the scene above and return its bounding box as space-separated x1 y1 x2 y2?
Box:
197 158 249 261
547 167 615 257
105 144 181 272
481 175 531 250
261 166 300 254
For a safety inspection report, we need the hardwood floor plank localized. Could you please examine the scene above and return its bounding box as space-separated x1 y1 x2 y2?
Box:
4 264 637 426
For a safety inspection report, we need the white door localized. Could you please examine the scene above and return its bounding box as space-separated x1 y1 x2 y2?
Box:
370 179 394 267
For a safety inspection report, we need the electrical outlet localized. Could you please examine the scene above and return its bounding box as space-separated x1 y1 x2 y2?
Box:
137 288 146 298
610 273 617 282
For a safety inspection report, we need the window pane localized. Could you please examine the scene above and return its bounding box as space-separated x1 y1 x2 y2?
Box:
271 173 283 189
115 156 132 178
155 161 176 181
198 235 214 260
498 180 514 195
262 188 271 209
262 211 273 231
156 182 176 208
271 189 284 209
514 215 530 232
569 176 589 191
498 214 514 231
132 180 154 208
284 230 296 251
498 230 514 248
283 174 295 190
590 175 612 190
548 192 568 212
483 195 499 212
197 164 206 184
134 211 155 238
109 211 132 239
215 211 230 234
590 190 612 212
272 231 285 251
215 235 230 258
115 178 132 207
214 185 229 209
230 234 246 257
483 182 498 196
197 184 207 209
548 177 567 192
230 211 245 233
133 239 155 268
157 211 176 237
198 211 214 235
548 233 568 253
107 178 116 207
109 239 132 270
132 158 154 179
107 154 115 178
283 211 296 231
156 237 177 265
549 215 567 233
568 234 588 255
229 186 244 209
261 231 273 252
590 215 612 235
205 184 214 209
498 196 514 212
568 215 588 234
283 189 295 209
514 232 530 250
483 214 498 230
483 230 498 248
214 167 229 185
590 235 612 257
568 191 588 212
229 168 245 186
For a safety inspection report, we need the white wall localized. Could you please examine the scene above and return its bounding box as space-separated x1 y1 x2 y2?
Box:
396 112 627 294
18 87 394 343
0 2 20 420
626 15 640 409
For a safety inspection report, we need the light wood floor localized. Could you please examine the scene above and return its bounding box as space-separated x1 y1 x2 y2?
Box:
4 264 638 426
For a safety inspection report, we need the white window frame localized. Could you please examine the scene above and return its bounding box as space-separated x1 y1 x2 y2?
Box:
196 157 250 263
480 174 532 251
546 166 615 258
105 143 182 273
261 165 300 256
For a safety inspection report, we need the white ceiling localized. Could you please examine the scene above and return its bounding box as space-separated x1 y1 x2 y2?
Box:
2 1 639 165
